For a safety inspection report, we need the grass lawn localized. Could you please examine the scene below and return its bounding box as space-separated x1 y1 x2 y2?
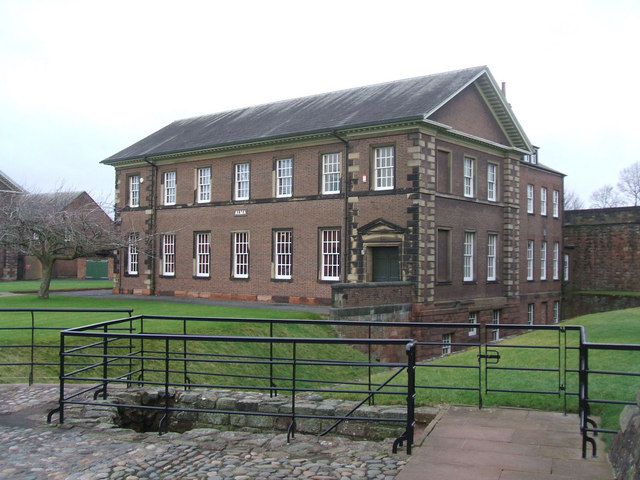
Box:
0 279 114 292
0 293 374 394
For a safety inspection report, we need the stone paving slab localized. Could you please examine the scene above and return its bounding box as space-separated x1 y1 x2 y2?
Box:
395 405 615 480
0 386 618 480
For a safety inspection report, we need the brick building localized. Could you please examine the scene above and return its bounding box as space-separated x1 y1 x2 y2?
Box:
0 183 114 281
103 66 564 334
0 170 26 280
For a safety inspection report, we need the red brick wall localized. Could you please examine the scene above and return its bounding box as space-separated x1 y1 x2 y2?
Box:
564 207 640 292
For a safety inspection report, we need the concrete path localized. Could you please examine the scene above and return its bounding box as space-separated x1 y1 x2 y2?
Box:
397 405 615 480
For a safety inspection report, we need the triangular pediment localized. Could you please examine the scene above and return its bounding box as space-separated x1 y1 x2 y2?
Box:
426 69 532 152
358 218 405 235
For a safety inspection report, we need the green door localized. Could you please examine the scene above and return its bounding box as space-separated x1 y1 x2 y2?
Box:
86 259 109 279
372 247 399 282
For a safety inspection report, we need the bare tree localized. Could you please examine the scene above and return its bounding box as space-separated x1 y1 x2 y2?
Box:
0 190 122 299
589 185 623 209
563 189 585 210
618 161 640 206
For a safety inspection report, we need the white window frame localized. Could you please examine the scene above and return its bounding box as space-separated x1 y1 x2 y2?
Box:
487 233 498 281
553 242 560 280
487 163 497 201
321 228 340 281
162 234 175 276
197 167 211 203
553 301 560 323
468 311 478 336
564 254 570 281
527 240 534 280
276 158 293 198
491 310 500 341
463 157 475 197
164 171 176 206
274 230 292 279
127 233 139 275
526 184 534 213
463 231 475 281
234 163 250 201
528 303 535 325
374 146 394 191
553 190 560 218
442 333 452 356
233 231 249 279
195 232 210 277
540 187 548 216
322 153 341 194
540 241 547 280
129 175 140 208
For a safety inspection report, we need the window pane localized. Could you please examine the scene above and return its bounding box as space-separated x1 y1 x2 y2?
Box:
487 234 497 281
527 240 534 280
163 234 175 276
233 231 249 278
491 310 500 341
275 230 292 279
374 146 394 190
129 176 140 208
235 163 250 200
196 233 210 277
128 233 139 274
468 311 478 336
164 171 176 205
463 232 474 281
277 158 292 197
487 164 497 201
321 229 340 280
540 241 547 280
322 153 341 194
198 168 211 203
527 184 534 213
464 157 474 197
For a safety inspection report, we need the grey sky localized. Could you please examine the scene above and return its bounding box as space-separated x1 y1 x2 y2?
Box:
1 0 638 209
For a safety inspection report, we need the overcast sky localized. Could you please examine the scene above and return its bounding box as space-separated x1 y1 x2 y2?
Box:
1 0 638 210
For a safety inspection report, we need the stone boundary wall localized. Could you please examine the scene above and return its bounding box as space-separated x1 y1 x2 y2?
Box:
110 388 437 441
563 293 640 319
610 388 640 479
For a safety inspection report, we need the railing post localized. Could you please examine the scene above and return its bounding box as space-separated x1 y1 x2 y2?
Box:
368 324 373 406
47 331 66 425
405 341 416 455
287 341 297 444
158 337 171 435
127 316 134 388
270 321 276 397
139 316 145 386
183 318 189 390
101 324 108 399
29 311 35 386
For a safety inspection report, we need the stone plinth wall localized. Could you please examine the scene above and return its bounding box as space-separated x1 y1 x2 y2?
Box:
610 388 640 479
563 292 640 320
111 388 436 441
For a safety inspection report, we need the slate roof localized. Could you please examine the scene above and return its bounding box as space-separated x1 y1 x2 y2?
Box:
103 66 530 164
0 170 26 193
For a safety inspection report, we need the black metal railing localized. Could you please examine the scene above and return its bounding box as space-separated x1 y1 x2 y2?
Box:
48 315 418 454
0 308 134 385
2 311 637 458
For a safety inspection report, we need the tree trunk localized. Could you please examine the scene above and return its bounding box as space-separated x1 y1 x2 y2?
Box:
39 259 54 299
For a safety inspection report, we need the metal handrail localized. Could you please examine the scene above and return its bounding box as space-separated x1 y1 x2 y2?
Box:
0 308 134 384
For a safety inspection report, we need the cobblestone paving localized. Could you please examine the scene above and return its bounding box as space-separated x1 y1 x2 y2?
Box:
0 385 408 480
